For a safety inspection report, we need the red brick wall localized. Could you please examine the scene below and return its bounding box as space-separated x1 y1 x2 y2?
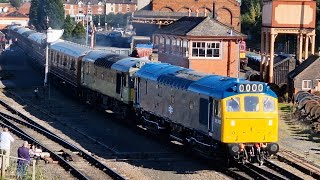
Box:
152 0 241 31
158 40 240 77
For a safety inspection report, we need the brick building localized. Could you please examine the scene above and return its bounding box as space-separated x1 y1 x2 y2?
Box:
288 55 320 95
151 0 241 31
105 0 137 14
63 0 137 21
153 16 245 77
0 3 30 30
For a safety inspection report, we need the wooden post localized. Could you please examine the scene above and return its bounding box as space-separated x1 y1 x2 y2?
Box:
32 160 36 180
304 34 309 60
1 155 5 178
269 33 275 83
299 33 303 62
260 31 265 81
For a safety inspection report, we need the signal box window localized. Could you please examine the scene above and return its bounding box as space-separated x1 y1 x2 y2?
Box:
227 97 240 112
263 97 275 112
192 41 221 58
244 96 259 112
302 80 312 90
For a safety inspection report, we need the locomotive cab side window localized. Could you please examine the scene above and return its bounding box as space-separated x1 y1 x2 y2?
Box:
227 97 240 112
244 96 259 112
263 97 275 112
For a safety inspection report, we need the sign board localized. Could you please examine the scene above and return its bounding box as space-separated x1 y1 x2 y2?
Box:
47 28 64 43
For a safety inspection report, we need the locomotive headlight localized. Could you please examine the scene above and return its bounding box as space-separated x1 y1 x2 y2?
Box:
267 143 279 155
228 144 240 156
231 120 236 126
268 120 273 126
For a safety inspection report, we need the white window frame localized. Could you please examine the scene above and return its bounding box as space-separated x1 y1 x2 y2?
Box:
302 80 312 90
191 41 222 59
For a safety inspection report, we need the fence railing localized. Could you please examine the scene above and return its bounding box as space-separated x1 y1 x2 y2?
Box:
0 154 36 180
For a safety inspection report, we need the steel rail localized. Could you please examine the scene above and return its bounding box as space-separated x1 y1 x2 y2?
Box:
245 163 287 180
0 117 90 180
264 160 304 180
0 100 126 180
237 164 268 180
277 151 320 179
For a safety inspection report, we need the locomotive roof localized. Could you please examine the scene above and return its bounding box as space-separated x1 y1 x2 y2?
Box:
111 58 151 73
50 41 91 57
134 63 185 81
22 30 36 37
8 25 19 30
135 63 277 98
28 33 46 44
17 27 31 35
83 50 130 68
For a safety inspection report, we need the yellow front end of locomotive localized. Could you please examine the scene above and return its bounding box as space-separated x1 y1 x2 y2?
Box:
221 94 278 143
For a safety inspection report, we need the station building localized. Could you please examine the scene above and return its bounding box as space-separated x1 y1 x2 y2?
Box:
153 16 245 77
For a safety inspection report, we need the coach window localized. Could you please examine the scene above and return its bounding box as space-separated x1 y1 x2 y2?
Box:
56 54 60 64
263 97 275 112
63 56 67 66
302 80 312 90
227 97 240 112
70 60 76 70
244 96 259 112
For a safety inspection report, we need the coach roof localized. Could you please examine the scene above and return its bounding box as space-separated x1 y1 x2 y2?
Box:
50 41 91 57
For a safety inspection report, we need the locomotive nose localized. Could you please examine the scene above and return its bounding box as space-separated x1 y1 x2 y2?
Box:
267 143 279 155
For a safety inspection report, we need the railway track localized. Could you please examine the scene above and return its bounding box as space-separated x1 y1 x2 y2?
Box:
3 90 319 180
0 99 125 180
226 151 320 180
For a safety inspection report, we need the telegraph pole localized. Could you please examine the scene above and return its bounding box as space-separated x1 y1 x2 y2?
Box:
44 16 49 86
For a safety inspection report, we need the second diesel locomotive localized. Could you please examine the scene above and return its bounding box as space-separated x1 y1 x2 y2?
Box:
9 25 279 165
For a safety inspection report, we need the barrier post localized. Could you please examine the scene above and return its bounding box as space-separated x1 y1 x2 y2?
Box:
1 154 5 178
32 160 36 180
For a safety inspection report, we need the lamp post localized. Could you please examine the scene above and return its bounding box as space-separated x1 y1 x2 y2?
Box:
44 16 49 86
85 14 89 46
44 17 64 86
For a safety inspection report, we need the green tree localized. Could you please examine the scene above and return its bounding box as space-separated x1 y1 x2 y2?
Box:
72 22 85 44
29 0 65 32
93 13 129 29
241 0 262 47
9 0 22 8
63 15 75 40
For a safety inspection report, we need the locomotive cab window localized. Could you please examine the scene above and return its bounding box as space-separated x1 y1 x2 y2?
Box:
263 97 275 112
244 96 259 112
227 97 240 112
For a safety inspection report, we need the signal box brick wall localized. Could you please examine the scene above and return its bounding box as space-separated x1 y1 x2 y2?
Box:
157 40 239 77
151 0 241 31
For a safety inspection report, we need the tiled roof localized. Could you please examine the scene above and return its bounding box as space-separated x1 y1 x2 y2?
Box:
63 0 137 4
17 2 30 15
4 11 28 17
154 16 245 38
288 55 320 79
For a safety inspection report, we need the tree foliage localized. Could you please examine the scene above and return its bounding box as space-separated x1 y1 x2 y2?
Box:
9 0 21 8
241 0 262 46
63 15 75 40
71 22 86 44
29 0 65 32
92 13 129 28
